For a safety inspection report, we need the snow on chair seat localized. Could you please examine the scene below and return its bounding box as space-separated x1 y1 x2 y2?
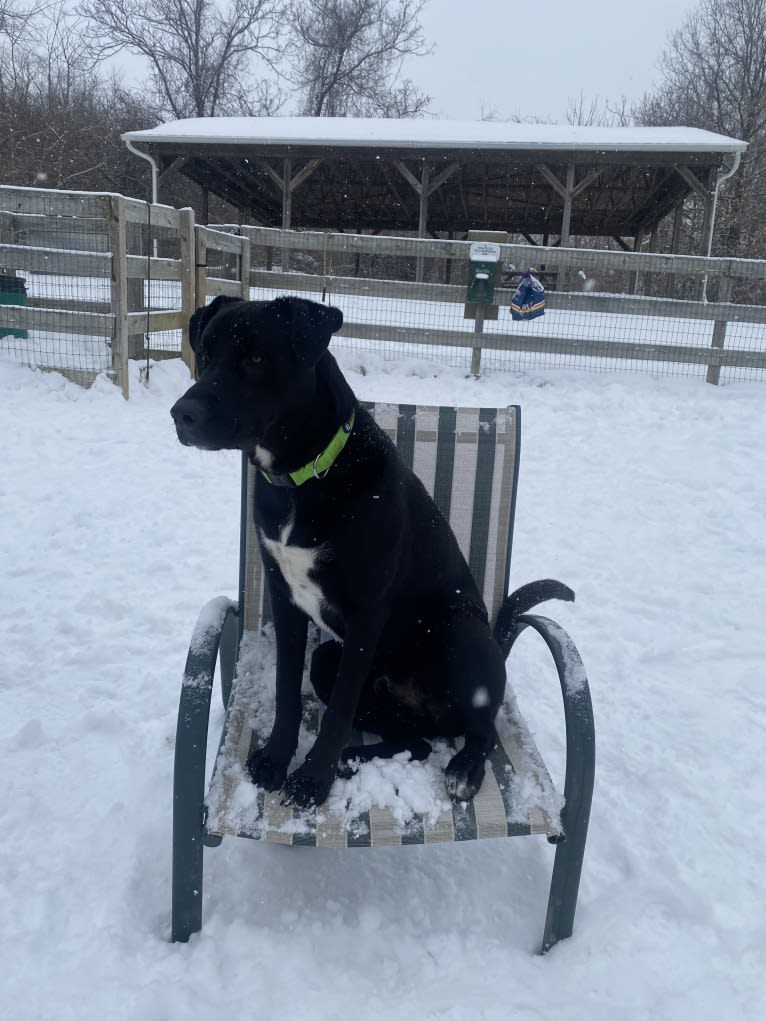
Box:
204 627 565 847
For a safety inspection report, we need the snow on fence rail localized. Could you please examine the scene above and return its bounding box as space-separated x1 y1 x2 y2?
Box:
2 185 766 395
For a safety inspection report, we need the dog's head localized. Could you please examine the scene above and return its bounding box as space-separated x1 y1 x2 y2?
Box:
170 295 345 453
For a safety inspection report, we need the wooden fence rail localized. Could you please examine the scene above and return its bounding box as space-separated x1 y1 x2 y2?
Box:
2 186 766 394
240 224 766 385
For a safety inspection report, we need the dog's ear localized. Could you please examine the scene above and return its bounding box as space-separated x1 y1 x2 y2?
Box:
270 296 343 366
189 295 243 355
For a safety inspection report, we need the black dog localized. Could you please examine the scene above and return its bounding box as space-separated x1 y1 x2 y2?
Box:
171 295 572 808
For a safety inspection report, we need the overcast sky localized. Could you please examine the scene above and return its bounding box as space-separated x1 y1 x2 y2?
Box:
407 0 700 122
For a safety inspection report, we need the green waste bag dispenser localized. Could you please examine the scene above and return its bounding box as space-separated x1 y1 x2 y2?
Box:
466 241 502 304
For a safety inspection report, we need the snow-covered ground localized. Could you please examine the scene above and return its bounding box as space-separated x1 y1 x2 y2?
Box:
1 349 764 1020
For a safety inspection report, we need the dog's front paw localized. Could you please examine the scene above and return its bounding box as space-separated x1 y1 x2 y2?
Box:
445 747 487 803
281 764 335 808
245 747 289 791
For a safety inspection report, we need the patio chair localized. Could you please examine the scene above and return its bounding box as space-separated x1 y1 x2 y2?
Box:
171 403 595 953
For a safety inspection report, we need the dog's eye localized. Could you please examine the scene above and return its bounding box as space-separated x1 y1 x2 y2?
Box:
247 354 262 365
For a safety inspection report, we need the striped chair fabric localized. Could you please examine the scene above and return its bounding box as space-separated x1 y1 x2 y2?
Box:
205 403 564 847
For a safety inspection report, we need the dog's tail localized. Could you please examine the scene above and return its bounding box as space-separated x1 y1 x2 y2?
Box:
493 579 575 660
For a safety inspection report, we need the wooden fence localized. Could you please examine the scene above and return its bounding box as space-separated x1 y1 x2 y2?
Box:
2 185 766 394
240 225 766 386
0 187 242 396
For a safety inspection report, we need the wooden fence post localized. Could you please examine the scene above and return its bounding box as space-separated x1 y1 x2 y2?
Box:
706 274 732 385
179 207 196 374
471 307 485 376
108 195 130 399
240 233 251 300
195 229 208 314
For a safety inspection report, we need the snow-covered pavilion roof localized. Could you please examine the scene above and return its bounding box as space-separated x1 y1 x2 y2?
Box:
124 117 746 154
123 117 747 240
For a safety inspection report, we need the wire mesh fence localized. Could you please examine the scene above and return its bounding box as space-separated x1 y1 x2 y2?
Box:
0 186 194 394
2 185 765 393
241 226 766 385
0 186 114 386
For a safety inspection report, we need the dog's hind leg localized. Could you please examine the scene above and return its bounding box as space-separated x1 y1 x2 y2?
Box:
309 638 343 703
311 641 432 773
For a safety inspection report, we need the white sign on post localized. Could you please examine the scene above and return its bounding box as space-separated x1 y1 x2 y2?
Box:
469 242 501 263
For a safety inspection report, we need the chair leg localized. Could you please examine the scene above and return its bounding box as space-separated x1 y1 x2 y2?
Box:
171 770 205 943
507 613 595 954
542 814 589 953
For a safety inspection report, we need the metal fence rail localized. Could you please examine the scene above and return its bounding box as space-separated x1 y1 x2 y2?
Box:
2 185 766 395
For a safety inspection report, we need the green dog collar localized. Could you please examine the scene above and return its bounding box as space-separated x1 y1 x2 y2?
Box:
259 409 356 488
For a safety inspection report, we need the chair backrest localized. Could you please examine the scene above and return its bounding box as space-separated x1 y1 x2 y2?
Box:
239 404 520 633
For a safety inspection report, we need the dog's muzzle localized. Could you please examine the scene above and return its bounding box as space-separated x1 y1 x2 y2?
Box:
170 394 220 447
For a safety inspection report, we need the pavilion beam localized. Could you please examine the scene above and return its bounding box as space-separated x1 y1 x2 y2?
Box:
675 164 717 255
538 163 580 289
537 163 604 245
393 160 460 280
211 162 276 223
254 157 323 267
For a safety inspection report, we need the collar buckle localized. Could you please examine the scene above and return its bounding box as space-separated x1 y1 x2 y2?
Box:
312 453 330 480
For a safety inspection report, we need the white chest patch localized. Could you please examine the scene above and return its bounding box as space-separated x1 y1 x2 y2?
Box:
259 517 339 640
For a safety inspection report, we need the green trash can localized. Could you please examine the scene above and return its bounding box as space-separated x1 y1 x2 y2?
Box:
0 274 28 339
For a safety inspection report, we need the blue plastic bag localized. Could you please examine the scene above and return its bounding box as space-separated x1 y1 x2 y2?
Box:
510 270 545 321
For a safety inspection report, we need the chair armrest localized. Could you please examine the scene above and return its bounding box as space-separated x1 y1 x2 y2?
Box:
510 613 595 842
175 595 238 807
172 597 237 941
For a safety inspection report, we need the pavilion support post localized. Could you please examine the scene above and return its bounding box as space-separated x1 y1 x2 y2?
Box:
632 229 645 294
675 165 718 299
417 163 430 282
282 158 292 271
538 163 601 292
559 164 575 292
393 159 460 283
665 203 684 297
254 157 323 273
560 164 575 247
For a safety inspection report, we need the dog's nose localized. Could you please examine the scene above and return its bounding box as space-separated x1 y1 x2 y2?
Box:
170 395 210 439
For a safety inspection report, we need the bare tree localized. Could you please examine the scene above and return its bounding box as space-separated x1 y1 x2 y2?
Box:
635 0 766 259
636 0 766 139
287 0 431 117
78 0 285 118
565 92 632 127
0 3 154 191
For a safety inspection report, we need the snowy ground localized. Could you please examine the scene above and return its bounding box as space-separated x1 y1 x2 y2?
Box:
1 349 764 1020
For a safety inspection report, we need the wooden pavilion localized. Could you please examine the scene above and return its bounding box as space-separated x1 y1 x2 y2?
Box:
123 117 746 254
